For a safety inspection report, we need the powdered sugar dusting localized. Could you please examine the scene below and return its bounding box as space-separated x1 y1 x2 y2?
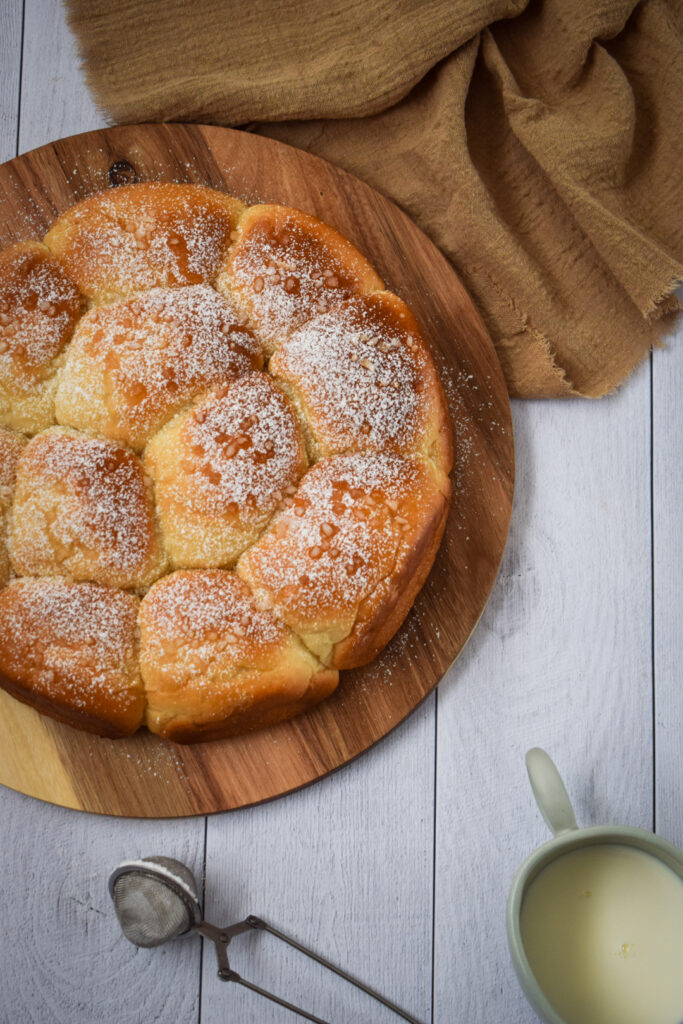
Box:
179 374 305 516
220 207 381 348
239 453 428 620
146 373 307 568
141 570 285 652
0 184 456 740
11 429 165 588
0 427 25 510
271 293 431 456
56 284 261 449
45 183 242 303
0 242 82 390
0 577 139 710
0 428 26 586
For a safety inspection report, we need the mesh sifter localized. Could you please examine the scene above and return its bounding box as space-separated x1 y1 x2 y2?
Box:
109 856 422 1024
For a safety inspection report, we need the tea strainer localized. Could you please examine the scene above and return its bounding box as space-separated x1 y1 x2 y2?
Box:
109 855 422 1024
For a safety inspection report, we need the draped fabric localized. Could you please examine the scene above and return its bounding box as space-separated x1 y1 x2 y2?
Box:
66 0 683 396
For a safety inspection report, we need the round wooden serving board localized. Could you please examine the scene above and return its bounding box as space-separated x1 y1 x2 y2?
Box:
0 124 513 817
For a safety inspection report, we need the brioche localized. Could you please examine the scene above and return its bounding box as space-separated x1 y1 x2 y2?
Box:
0 577 143 736
0 242 83 434
237 453 450 668
215 204 384 355
0 182 452 742
44 182 245 304
270 291 453 471
9 427 167 589
55 284 261 451
0 426 26 587
145 372 307 569
139 569 337 742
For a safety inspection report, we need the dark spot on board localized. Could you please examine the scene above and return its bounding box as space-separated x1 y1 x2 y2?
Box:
108 161 139 187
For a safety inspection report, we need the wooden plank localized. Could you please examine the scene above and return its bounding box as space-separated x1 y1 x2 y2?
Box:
433 362 654 1021
17 0 101 155
0 5 204 1024
0 788 205 1024
653 304 683 850
0 0 22 161
0 122 513 816
201 699 435 1023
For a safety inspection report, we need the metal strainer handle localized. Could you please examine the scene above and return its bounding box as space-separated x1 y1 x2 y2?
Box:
109 857 423 1024
207 915 422 1023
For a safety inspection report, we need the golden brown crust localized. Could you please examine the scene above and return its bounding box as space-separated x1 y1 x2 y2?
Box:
145 373 307 569
44 183 245 305
332 475 450 668
55 285 262 451
139 569 338 742
9 427 167 589
237 453 450 667
270 291 453 473
0 426 26 510
215 204 384 355
0 187 453 743
0 242 83 434
0 426 27 587
0 577 143 737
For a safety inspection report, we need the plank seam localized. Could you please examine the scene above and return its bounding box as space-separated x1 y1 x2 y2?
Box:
14 0 26 158
198 814 208 1023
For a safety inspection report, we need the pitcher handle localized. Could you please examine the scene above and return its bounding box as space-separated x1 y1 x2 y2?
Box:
526 748 579 837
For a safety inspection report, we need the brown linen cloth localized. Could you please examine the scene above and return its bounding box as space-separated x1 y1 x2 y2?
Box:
66 0 683 397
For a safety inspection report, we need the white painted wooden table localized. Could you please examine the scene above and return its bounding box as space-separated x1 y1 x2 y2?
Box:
0 3 681 1022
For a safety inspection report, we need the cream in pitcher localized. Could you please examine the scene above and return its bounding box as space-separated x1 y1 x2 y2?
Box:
507 749 683 1024
521 843 683 1024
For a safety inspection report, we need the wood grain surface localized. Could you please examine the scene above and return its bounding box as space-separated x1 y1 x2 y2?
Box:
0 122 514 817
